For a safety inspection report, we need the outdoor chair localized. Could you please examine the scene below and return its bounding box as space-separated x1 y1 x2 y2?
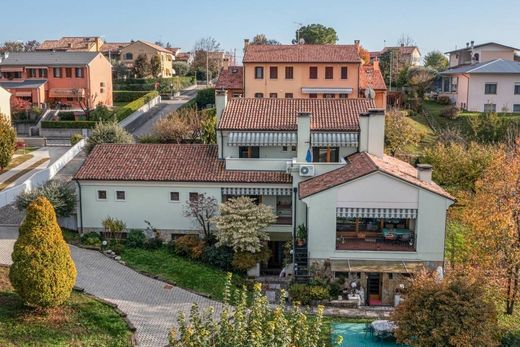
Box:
399 234 411 245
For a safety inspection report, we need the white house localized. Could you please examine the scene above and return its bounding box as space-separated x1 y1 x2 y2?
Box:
0 85 11 123
74 92 454 306
445 41 518 68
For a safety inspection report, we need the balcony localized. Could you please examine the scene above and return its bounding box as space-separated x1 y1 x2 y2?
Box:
225 157 290 171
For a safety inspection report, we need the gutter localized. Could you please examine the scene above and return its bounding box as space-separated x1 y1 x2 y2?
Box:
75 179 84 234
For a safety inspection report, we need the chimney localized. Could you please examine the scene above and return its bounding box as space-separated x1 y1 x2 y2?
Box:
466 42 470 48
354 40 360 52
373 57 380 71
416 164 432 183
215 89 228 159
359 109 385 158
223 57 229 71
244 39 250 49
400 43 404 47
297 112 311 163
470 40 474 49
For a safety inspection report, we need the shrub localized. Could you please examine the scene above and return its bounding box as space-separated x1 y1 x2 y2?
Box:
437 95 452 105
108 240 125 254
144 237 163 250
174 235 205 259
9 197 77 308
231 247 271 272
85 122 134 153
441 106 460 119
0 115 16 170
201 245 234 270
195 88 215 109
126 229 146 248
41 120 96 129
288 283 330 305
80 231 102 247
113 90 150 102
502 331 520 347
89 104 116 122
102 216 126 242
16 180 77 217
114 90 159 121
70 133 84 146
58 111 76 121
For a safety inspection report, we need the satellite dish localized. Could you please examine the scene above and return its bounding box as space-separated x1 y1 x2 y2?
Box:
364 87 375 99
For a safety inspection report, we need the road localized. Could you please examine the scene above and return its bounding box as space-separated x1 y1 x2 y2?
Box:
131 87 199 137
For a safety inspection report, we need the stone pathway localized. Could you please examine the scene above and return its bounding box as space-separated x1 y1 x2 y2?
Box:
0 227 222 346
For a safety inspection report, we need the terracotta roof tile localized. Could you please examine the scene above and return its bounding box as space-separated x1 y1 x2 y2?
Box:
299 152 454 200
219 98 375 131
74 144 291 184
360 65 387 90
215 66 243 90
38 37 101 51
100 42 129 53
381 46 419 55
243 44 362 63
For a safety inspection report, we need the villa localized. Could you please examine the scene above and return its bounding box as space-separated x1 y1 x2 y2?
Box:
120 41 174 77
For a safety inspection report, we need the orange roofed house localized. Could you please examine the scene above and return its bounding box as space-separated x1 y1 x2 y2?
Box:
0 51 112 108
215 40 387 108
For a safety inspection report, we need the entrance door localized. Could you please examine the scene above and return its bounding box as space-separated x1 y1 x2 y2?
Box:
367 273 382 306
262 241 284 275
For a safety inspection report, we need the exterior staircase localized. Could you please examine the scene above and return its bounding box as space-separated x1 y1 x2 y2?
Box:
294 244 309 283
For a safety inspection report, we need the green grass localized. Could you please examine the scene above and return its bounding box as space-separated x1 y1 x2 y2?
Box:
120 247 234 301
0 267 133 347
0 154 33 175
61 228 80 245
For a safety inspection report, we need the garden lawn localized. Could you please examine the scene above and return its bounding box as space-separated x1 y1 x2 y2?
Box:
0 154 33 175
120 247 233 301
0 266 133 347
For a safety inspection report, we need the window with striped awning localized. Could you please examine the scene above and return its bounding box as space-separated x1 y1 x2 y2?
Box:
228 132 297 146
311 133 358 147
222 187 292 196
336 207 418 219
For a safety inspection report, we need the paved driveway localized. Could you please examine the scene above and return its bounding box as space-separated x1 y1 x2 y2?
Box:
0 227 222 346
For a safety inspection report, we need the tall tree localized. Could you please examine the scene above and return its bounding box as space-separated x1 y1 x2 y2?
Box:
85 122 134 153
192 37 221 85
23 40 40 52
0 115 15 171
251 34 280 45
358 46 371 64
407 66 437 99
1 41 24 52
150 55 162 78
183 193 218 240
133 54 151 78
397 34 416 46
384 109 421 156
424 50 449 72
294 24 338 44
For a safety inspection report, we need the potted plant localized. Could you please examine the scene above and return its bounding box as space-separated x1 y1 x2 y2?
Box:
296 224 307 246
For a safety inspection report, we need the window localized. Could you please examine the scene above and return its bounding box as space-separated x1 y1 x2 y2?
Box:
269 66 278 79
189 192 199 202
341 66 348 79
285 93 293 98
97 190 107 200
254 92 264 98
325 66 334 79
443 77 451 92
2 71 21 80
254 66 264 79
312 147 339 162
513 104 520 113
125 52 133 60
75 68 84 78
269 93 278 98
39 69 47 78
309 66 318 79
339 93 348 99
484 103 496 112
100 88 105 93
27 68 37 78
285 66 294 79
116 191 126 201
282 146 297 152
170 192 180 201
485 83 497 95
65 68 72 78
238 146 260 158
514 83 520 95
53 67 61 78
323 93 335 99
309 93 317 99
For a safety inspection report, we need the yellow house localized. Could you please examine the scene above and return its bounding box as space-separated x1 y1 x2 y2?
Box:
0 86 11 123
120 41 174 77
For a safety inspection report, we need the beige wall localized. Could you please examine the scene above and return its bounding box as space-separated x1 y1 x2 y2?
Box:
244 62 360 98
87 53 113 107
0 87 11 122
121 41 174 77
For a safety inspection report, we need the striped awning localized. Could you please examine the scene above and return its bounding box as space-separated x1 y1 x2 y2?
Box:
312 132 358 147
228 132 297 146
337 207 418 219
222 187 292 196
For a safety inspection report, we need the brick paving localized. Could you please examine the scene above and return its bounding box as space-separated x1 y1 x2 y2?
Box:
0 228 223 347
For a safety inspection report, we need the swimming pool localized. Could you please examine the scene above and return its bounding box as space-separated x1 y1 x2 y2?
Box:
332 323 406 347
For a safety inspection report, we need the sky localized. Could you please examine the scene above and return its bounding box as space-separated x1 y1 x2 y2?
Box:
2 0 520 62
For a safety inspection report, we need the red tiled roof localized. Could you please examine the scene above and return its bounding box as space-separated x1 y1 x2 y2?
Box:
381 46 419 55
219 98 375 132
100 42 129 53
176 52 191 61
215 66 243 90
167 47 181 55
369 51 380 59
360 65 387 90
129 41 173 54
74 144 291 184
243 44 361 63
299 152 455 200
38 37 101 51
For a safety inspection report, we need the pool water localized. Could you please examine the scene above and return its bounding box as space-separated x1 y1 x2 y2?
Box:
332 323 406 347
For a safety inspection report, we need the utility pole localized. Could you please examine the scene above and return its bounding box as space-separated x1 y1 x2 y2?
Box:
206 48 209 87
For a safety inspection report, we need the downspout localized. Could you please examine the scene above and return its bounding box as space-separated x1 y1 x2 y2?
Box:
292 187 297 268
75 179 84 234
220 131 224 159
464 73 470 110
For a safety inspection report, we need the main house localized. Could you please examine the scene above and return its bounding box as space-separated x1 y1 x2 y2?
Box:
74 90 453 305
120 41 174 77
440 42 520 112
0 52 113 108
216 41 387 108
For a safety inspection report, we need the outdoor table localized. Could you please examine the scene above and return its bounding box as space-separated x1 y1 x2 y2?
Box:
371 320 397 336
382 228 411 237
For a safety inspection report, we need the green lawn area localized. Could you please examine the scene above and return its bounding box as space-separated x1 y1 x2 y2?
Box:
120 247 236 301
0 154 33 175
0 267 133 347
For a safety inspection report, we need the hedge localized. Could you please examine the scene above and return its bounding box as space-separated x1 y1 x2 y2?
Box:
114 90 159 122
113 90 150 103
114 77 195 91
41 120 96 129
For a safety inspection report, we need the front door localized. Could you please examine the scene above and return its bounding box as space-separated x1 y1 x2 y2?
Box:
367 273 382 306
262 241 284 275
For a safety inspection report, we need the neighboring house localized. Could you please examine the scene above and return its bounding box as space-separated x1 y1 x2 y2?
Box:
0 52 113 108
380 44 421 66
176 52 194 65
445 41 519 68
439 59 520 112
234 40 386 108
99 42 130 62
37 36 104 52
74 93 453 306
215 59 243 98
120 41 174 77
0 86 11 122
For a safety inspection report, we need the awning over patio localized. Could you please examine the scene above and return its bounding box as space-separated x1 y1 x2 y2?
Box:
49 88 84 98
222 187 292 196
0 67 23 72
336 207 418 219
312 132 358 147
301 87 353 94
330 259 426 273
228 132 297 146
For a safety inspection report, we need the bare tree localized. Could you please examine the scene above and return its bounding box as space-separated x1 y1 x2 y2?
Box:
397 34 416 46
183 193 219 240
193 37 221 85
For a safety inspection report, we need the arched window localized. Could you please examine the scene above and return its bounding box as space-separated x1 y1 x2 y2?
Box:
125 52 133 60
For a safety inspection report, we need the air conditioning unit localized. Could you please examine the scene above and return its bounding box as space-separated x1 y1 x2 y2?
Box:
299 165 315 177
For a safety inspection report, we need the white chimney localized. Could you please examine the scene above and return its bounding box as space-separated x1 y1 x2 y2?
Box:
417 164 432 183
359 109 385 158
215 89 227 124
297 112 311 162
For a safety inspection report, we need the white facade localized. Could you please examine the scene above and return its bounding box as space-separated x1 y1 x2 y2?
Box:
0 86 11 123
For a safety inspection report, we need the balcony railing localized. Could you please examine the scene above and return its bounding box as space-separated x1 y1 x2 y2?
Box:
336 230 416 252
225 157 290 171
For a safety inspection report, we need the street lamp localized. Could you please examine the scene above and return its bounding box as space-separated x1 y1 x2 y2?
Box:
170 83 174 99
